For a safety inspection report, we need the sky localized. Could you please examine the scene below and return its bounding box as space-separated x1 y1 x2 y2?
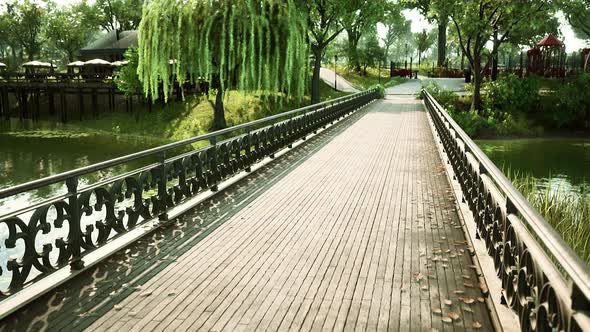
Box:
50 0 589 53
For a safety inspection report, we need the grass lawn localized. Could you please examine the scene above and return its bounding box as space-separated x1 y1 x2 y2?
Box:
5 81 350 144
335 66 408 90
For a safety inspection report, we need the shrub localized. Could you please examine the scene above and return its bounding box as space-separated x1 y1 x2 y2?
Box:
115 48 142 97
547 74 590 129
421 81 456 108
484 74 540 114
372 84 385 99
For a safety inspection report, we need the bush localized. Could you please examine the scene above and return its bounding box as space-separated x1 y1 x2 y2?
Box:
424 79 542 138
545 74 590 129
484 74 540 114
372 84 385 99
115 48 143 97
421 81 456 108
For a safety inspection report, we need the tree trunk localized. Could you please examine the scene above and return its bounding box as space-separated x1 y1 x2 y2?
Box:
311 46 322 104
212 89 227 130
346 31 361 72
472 59 483 111
437 19 448 67
461 51 465 70
491 28 499 81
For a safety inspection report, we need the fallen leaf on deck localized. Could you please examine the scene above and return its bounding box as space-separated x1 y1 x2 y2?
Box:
448 312 460 321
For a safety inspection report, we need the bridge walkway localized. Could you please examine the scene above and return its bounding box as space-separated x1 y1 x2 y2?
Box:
2 93 495 331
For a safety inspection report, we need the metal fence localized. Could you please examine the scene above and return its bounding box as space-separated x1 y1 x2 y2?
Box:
0 89 378 301
423 89 590 331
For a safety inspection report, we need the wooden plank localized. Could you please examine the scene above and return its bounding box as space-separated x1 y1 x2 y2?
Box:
3 97 498 332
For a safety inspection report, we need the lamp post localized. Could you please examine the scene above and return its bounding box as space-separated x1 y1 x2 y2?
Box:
334 55 338 91
378 59 381 84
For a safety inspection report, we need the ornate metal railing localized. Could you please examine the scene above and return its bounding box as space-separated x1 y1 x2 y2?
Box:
0 89 378 300
423 90 590 331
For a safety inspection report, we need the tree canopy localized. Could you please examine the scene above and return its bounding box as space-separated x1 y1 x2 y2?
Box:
45 1 97 62
340 0 387 72
138 0 309 129
562 0 590 40
305 0 345 104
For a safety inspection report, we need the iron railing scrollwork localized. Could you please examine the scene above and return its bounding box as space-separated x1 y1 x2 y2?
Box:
0 89 378 301
423 89 590 331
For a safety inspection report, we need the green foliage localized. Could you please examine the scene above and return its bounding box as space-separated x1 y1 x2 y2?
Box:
449 0 556 110
381 3 411 62
424 80 542 138
414 28 435 61
3 0 45 61
358 32 385 74
560 0 590 40
484 74 540 114
89 0 144 31
546 74 590 128
421 80 455 107
340 0 387 71
45 1 97 62
115 48 142 97
507 170 590 265
305 0 344 104
336 65 405 90
372 84 385 99
138 0 309 103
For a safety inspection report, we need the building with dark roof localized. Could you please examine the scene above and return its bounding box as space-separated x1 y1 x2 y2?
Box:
79 30 138 62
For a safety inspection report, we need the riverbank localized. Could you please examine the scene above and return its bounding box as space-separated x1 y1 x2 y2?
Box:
0 81 349 143
477 137 590 265
424 74 590 139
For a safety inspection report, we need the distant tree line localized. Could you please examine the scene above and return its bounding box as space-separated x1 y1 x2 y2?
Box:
0 0 144 67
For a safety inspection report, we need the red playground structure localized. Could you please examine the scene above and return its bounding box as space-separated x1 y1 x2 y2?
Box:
527 34 566 77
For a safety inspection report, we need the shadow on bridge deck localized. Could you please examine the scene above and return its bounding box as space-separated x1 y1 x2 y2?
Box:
2 96 496 331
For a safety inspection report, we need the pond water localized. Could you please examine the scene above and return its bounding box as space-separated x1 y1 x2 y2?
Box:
0 130 168 211
0 129 169 289
476 138 590 193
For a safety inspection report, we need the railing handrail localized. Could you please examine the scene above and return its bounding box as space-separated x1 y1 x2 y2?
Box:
0 90 370 199
422 89 590 300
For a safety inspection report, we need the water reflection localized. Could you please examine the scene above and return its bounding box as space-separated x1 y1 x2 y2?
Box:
477 138 590 191
0 131 168 291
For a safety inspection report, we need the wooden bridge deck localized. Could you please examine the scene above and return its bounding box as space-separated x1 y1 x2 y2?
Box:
2 96 495 331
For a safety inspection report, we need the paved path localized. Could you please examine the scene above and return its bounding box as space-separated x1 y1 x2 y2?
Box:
2 97 495 331
319 68 360 93
385 79 422 95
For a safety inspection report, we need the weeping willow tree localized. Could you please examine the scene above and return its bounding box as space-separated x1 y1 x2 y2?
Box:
137 0 309 130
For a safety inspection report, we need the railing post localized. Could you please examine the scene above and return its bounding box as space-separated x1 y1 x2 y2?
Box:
210 136 219 192
157 151 168 221
287 116 293 149
302 110 307 141
245 127 252 172
66 177 84 270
